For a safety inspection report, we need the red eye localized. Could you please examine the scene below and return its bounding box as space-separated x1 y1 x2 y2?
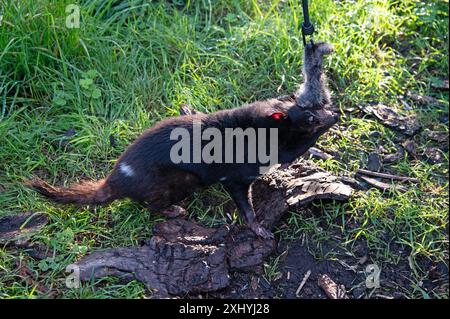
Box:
270 112 285 120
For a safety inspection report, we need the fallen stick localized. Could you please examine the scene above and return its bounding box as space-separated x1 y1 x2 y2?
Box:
0 212 48 244
0 212 52 259
317 274 349 299
356 169 419 183
295 269 311 297
357 175 407 193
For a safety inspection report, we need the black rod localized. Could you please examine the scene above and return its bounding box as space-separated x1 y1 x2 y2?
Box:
301 0 315 45
302 0 311 28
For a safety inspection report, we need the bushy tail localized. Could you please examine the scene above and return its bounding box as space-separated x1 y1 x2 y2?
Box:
27 178 116 206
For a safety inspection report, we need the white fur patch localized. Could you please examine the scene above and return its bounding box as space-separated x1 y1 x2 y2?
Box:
120 163 134 177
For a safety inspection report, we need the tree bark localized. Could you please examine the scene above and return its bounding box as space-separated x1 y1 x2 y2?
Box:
74 158 355 296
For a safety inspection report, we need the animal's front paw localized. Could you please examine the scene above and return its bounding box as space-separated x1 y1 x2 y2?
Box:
250 223 274 239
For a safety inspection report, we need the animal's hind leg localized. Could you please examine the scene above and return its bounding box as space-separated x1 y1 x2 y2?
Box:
144 168 201 218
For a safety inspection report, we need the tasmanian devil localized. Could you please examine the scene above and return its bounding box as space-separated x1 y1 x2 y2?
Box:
28 41 338 239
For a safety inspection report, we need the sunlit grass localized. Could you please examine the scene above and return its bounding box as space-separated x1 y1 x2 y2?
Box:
0 0 448 298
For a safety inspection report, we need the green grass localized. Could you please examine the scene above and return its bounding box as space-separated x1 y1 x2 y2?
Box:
0 0 448 298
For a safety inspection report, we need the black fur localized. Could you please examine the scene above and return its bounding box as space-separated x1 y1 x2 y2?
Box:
29 41 337 238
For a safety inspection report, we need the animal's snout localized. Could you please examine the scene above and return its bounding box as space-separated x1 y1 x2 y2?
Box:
314 108 339 128
318 43 334 55
332 112 340 123
288 105 338 130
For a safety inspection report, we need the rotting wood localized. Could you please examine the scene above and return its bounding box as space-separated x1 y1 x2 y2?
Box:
73 158 355 297
317 274 349 299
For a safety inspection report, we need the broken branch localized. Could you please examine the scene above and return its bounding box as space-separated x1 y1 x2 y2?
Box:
356 169 419 183
295 269 311 297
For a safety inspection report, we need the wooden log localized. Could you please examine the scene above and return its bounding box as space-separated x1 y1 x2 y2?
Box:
73 158 355 296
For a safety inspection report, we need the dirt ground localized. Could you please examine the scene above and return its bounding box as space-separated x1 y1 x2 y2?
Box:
205 240 448 299
201 205 449 299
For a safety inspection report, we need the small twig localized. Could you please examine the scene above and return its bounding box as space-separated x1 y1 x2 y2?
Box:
358 175 408 193
356 169 419 183
295 270 311 297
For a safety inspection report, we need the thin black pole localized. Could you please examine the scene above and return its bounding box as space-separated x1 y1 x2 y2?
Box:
301 0 314 45
302 0 312 28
